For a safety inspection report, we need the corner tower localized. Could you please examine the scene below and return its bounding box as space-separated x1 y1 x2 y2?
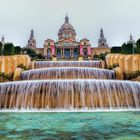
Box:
98 28 109 48
27 29 36 49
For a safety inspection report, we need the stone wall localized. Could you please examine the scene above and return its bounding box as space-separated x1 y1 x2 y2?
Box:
0 55 31 74
106 54 140 74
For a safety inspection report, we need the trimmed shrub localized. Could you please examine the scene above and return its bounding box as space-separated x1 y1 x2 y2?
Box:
0 42 2 55
14 46 21 54
17 64 28 70
107 63 119 70
3 43 14 55
136 39 140 54
111 47 122 53
99 53 107 60
22 48 45 60
124 71 140 80
121 43 133 54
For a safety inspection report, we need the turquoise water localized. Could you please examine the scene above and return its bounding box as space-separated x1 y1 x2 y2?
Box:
0 112 140 140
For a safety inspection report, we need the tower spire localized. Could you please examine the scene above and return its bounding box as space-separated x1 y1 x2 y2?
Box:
100 28 104 38
128 33 135 44
30 29 34 39
1 35 5 44
65 13 69 23
98 28 108 48
27 29 36 49
130 34 133 41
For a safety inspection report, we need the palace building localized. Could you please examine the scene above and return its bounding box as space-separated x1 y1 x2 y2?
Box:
27 15 110 60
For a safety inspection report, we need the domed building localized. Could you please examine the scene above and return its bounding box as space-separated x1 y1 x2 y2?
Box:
43 15 93 60
27 15 110 60
58 14 76 41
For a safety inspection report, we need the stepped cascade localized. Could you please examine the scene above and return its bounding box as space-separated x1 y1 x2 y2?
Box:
21 67 115 80
0 60 140 110
0 80 140 109
34 61 101 69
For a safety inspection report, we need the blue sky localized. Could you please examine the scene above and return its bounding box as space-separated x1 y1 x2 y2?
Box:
0 0 140 47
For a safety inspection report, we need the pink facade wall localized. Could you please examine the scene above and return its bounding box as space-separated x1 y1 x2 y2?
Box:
80 46 83 55
88 47 91 55
51 46 55 56
80 45 91 56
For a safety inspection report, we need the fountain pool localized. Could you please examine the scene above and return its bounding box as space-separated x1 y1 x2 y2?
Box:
0 112 140 140
1 60 140 139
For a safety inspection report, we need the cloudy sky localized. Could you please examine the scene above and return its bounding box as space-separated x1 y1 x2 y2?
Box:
0 0 140 47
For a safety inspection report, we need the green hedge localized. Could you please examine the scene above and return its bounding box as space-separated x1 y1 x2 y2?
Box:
111 47 122 53
3 43 14 55
121 43 133 54
136 39 140 54
0 42 2 55
22 48 45 60
14 46 21 54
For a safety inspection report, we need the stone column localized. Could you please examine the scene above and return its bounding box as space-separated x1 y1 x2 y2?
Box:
63 48 65 59
61 49 63 58
70 48 72 59
71 48 74 58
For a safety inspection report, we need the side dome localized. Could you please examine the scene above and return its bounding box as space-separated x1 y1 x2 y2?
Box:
58 15 76 40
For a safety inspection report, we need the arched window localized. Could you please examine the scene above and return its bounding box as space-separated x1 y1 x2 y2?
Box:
65 34 68 38
84 42 86 46
57 49 61 59
64 49 70 58
47 48 52 58
83 48 88 57
74 49 79 58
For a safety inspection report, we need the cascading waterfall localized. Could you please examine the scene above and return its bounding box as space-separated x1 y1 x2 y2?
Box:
0 60 140 111
0 80 140 109
34 61 101 69
21 67 115 80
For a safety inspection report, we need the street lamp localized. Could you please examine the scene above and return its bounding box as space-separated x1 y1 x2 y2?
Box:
1 35 5 56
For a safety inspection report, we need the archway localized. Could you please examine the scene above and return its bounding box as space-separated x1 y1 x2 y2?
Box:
47 48 52 58
57 49 61 59
64 49 70 59
73 49 79 58
83 48 88 57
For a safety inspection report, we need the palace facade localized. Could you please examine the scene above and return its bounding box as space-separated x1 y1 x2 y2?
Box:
27 15 111 60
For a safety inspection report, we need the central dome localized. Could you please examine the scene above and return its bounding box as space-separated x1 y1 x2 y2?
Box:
58 15 76 41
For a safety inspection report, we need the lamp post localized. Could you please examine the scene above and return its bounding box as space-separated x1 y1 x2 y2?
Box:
1 35 5 56
131 42 135 55
2 42 4 56
1 36 5 73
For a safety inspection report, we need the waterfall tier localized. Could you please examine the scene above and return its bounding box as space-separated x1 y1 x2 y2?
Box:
0 80 140 109
21 67 115 80
34 61 101 69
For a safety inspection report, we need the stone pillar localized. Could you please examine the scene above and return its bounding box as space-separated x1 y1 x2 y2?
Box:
71 48 74 58
70 48 72 58
62 48 65 59
61 49 63 58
